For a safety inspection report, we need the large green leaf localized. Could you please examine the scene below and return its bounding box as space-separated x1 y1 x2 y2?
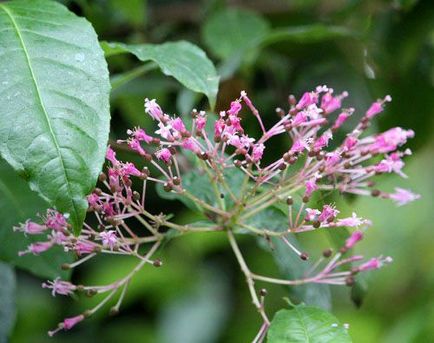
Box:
253 208 332 310
202 8 270 60
0 159 72 279
0 262 16 343
267 305 351 343
0 0 111 234
102 41 219 109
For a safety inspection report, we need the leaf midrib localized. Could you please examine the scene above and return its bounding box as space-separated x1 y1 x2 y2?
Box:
0 4 77 223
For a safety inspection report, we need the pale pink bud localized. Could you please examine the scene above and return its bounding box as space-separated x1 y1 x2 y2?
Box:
155 148 172 163
389 188 420 206
365 95 391 119
345 230 363 249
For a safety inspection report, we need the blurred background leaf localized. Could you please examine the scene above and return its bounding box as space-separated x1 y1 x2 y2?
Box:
0 262 16 343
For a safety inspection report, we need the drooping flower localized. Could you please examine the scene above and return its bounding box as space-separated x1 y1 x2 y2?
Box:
42 277 76 297
144 98 164 120
389 188 420 206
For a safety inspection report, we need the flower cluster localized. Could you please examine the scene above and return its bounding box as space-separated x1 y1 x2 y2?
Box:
15 86 419 340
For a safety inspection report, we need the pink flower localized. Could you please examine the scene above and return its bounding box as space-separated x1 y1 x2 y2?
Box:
321 90 348 114
182 137 200 153
227 101 242 116
128 139 147 156
313 130 332 151
305 208 321 221
290 139 308 154
144 98 163 120
304 177 318 197
75 241 96 255
336 213 368 227
19 241 53 256
100 230 118 250
389 188 420 206
106 146 119 165
121 162 142 177
196 113 207 131
369 127 414 154
127 128 153 144
343 136 358 151
365 95 392 119
252 143 265 162
332 108 354 130
296 91 318 109
42 277 76 296
45 210 68 231
359 256 393 271
155 122 174 140
214 119 225 137
155 148 172 163
15 220 47 235
318 205 339 222
291 111 308 126
87 193 101 208
345 230 363 249
325 152 341 169
63 315 85 330
374 154 406 177
171 117 186 133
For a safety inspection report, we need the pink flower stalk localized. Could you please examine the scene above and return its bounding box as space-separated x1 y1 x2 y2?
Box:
42 278 76 297
155 148 172 163
345 230 363 249
100 230 118 250
144 98 164 120
15 86 419 336
366 95 392 119
389 187 420 206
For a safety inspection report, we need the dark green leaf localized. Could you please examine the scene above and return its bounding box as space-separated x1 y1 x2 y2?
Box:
267 305 352 343
102 41 219 109
260 25 355 47
253 208 332 310
157 265 230 343
0 0 111 234
0 159 72 279
202 8 270 60
157 167 245 214
0 262 16 342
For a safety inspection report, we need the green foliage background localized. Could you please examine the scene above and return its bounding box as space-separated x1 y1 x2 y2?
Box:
3 0 434 342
